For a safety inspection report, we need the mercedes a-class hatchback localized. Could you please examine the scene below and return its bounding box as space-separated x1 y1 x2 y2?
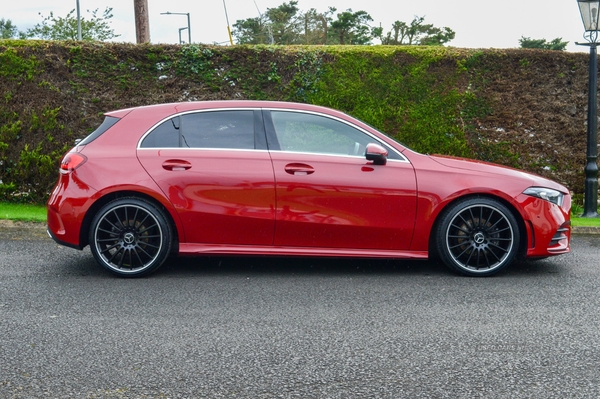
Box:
47 101 571 277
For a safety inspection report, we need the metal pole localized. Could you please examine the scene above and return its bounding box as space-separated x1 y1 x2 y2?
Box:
187 13 191 44
584 43 599 217
223 0 234 45
76 0 82 40
161 12 191 44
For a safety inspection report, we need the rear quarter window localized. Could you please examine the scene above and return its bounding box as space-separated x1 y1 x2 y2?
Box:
78 116 120 146
140 117 180 148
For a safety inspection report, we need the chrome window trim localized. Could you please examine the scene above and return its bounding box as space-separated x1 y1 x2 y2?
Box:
271 150 410 164
136 147 271 153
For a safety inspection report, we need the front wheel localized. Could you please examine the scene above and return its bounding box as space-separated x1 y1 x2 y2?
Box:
435 197 520 277
89 198 173 277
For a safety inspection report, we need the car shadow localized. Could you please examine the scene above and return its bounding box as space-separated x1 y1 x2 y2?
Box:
155 255 452 278
64 249 569 279
155 255 568 279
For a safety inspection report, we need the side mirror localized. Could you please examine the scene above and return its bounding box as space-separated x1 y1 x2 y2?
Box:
365 143 388 165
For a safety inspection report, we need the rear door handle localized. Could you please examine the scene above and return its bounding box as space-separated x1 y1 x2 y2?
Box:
284 163 315 175
162 160 192 171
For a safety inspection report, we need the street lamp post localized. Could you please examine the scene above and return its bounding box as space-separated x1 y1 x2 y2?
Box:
577 0 600 217
179 28 188 44
161 11 191 44
76 0 82 40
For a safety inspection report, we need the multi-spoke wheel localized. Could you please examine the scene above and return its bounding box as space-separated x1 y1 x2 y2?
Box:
435 197 520 276
89 198 173 277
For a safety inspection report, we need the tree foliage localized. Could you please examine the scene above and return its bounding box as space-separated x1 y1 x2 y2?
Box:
300 8 334 44
232 16 270 44
329 9 375 45
1 18 19 39
519 36 568 51
24 8 119 41
233 1 337 45
264 1 302 44
231 4 454 46
379 16 455 46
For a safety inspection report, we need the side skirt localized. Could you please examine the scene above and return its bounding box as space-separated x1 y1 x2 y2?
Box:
179 243 429 259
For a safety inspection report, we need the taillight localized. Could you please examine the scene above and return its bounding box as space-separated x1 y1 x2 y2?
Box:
60 153 87 174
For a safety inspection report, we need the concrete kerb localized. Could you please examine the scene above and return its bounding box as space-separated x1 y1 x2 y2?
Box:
571 226 600 235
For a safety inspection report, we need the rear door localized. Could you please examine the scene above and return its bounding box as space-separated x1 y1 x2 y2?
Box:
137 109 276 245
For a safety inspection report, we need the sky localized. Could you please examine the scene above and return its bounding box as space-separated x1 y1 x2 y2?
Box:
1 0 590 52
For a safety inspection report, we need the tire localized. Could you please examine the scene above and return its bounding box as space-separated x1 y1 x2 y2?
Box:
89 197 173 277
435 197 520 277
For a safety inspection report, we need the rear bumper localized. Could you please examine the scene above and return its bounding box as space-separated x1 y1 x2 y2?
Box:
46 226 83 250
46 174 98 249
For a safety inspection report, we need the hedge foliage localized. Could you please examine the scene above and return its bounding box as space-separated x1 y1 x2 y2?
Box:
0 40 593 203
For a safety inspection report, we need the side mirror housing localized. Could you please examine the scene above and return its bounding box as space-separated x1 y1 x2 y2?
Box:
365 143 388 165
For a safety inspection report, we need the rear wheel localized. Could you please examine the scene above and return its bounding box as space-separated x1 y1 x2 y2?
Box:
435 197 520 277
89 198 173 277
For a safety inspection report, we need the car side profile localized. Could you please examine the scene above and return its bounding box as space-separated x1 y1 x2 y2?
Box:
47 101 571 277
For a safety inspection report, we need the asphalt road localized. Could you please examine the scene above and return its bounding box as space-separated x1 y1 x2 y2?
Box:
1 223 600 398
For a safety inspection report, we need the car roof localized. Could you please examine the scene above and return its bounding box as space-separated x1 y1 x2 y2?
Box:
104 100 341 118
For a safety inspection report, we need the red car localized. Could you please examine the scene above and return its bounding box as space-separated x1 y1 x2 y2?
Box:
47 101 571 277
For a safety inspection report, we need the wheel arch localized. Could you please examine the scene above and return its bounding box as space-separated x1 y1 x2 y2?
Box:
79 190 180 251
428 193 528 260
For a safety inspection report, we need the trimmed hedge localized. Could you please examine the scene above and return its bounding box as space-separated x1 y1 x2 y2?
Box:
0 40 593 203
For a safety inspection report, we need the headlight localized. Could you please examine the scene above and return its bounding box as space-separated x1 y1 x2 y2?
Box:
523 187 564 207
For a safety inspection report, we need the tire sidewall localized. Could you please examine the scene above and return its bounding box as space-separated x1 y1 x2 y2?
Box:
89 197 172 277
435 197 520 277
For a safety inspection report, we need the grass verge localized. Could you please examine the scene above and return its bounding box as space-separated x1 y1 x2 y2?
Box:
0 202 599 227
0 203 47 223
570 216 600 227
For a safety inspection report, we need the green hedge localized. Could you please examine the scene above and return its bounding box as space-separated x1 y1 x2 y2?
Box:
0 40 591 203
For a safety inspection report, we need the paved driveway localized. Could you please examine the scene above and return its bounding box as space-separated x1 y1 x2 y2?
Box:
1 223 599 398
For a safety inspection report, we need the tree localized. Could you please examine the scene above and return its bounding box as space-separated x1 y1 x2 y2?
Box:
519 36 568 51
329 9 374 45
300 8 334 44
1 18 18 39
232 16 270 44
233 1 305 45
25 7 119 41
264 1 302 44
379 16 455 46
231 4 454 46
232 4 376 45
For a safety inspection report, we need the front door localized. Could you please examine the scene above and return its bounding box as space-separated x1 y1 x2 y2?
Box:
266 110 417 250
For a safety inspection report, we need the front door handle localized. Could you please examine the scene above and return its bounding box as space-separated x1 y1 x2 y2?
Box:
284 163 315 176
162 160 192 171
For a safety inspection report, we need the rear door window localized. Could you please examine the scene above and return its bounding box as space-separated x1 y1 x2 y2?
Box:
141 110 256 149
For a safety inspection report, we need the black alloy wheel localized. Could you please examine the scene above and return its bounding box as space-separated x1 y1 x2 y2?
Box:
89 198 173 277
436 197 520 277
